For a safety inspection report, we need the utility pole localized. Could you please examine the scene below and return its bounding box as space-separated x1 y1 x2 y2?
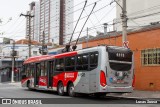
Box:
42 31 47 55
86 27 89 48
103 23 108 35
20 13 34 57
59 0 65 45
11 40 15 83
121 0 128 47
111 0 128 47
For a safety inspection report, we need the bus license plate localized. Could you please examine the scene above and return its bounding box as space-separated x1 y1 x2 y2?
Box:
117 80 124 84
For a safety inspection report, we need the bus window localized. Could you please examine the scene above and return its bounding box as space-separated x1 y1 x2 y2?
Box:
76 55 83 70
21 65 25 75
25 64 33 77
55 58 64 71
108 47 132 71
25 65 29 77
30 63 35 77
65 56 75 71
37 63 41 77
82 54 89 70
40 62 47 76
110 62 132 71
76 54 89 71
27 65 30 77
90 52 98 70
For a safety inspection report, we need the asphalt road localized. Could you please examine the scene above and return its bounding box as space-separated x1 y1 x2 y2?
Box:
0 83 159 107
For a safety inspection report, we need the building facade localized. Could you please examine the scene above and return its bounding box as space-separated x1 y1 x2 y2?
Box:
34 2 40 42
0 43 42 82
26 0 73 45
81 24 160 91
115 0 160 31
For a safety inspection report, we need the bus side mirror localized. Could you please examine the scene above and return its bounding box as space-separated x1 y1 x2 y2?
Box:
21 74 26 80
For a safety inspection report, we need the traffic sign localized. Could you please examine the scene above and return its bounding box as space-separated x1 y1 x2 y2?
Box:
123 41 129 48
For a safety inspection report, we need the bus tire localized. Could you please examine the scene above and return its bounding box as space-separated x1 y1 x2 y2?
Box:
68 83 76 97
27 81 31 90
57 82 65 96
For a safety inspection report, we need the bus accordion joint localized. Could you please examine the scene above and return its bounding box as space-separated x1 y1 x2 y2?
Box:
100 70 107 87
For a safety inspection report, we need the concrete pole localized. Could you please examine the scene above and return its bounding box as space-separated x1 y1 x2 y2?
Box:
11 40 15 83
103 23 108 35
86 27 89 48
121 0 127 46
42 31 45 55
28 14 31 57
20 13 34 57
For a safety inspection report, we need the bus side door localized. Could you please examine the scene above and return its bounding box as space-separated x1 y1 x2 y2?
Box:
47 60 54 88
34 63 40 87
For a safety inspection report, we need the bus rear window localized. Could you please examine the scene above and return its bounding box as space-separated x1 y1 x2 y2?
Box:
109 62 132 71
108 47 132 62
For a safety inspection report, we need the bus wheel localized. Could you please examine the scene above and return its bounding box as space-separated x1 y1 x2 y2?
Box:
57 82 64 96
68 83 76 97
27 81 31 90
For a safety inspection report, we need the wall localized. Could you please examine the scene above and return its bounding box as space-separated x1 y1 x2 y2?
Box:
82 28 160 91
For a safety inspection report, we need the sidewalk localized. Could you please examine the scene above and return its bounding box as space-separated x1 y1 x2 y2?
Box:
0 81 21 87
9 81 21 87
107 90 160 100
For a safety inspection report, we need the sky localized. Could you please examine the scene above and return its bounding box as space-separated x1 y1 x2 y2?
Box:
0 0 116 42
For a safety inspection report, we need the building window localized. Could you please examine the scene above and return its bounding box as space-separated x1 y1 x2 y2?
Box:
33 51 37 55
141 48 160 66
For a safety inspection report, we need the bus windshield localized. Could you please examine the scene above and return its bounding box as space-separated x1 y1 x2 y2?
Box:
107 47 133 71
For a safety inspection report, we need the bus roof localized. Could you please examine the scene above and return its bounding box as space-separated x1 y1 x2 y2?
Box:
23 51 77 64
23 45 131 64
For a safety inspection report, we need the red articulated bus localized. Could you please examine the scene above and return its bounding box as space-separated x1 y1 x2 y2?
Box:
21 45 134 97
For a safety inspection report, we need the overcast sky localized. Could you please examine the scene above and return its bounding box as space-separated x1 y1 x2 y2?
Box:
0 0 116 42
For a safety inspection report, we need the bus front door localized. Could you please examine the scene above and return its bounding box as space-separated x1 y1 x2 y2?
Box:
34 63 40 87
47 61 54 88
